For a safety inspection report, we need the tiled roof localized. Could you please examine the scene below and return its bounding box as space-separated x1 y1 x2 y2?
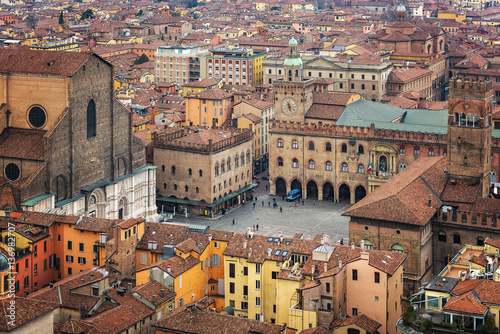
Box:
389 67 432 83
58 319 92 334
191 88 232 100
0 48 91 77
299 326 330 334
306 104 345 121
139 255 200 278
335 314 382 333
170 128 246 146
152 304 288 333
0 128 46 161
242 113 262 123
470 253 488 267
117 217 143 229
472 280 500 306
343 157 445 226
133 280 176 307
176 238 201 254
184 77 220 88
443 292 488 315
0 297 59 331
84 287 154 333
312 92 356 106
386 96 419 109
485 237 500 249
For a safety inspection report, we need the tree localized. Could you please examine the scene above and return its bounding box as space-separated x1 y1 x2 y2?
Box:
59 11 64 25
402 305 416 326
80 9 93 20
134 53 150 65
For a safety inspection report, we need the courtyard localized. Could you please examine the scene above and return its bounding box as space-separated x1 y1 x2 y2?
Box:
165 175 351 242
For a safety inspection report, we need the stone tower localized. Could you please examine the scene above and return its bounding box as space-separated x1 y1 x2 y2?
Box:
274 37 314 122
447 76 493 197
396 4 407 21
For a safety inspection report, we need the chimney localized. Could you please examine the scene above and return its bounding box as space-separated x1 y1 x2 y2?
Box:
428 195 432 207
361 252 369 261
81 278 85 284
321 236 325 244
160 289 166 298
243 239 247 249
307 235 311 241
90 273 95 280
152 294 157 304
248 247 252 257
339 259 342 268
278 231 283 238
323 263 327 272
360 240 365 250
351 242 355 250
127 283 132 294
167 265 171 273
267 248 272 257
311 265 316 274
323 234 329 243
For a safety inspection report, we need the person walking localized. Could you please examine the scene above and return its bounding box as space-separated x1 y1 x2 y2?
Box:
262 201 264 206
280 207 282 213
295 201 297 206
232 219 235 225
313 200 316 206
253 202 256 209
268 201 271 207
282 195 285 201
302 199 304 205
265 184 268 190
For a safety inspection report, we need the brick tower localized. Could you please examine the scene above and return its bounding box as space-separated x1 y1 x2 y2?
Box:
447 76 493 197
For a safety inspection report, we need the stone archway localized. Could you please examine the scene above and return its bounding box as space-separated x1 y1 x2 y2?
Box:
323 182 334 201
355 185 366 203
291 179 302 191
88 188 106 218
338 184 350 203
275 178 287 196
306 180 318 200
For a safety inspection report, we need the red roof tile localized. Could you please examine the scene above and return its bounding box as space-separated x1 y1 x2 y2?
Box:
443 292 488 315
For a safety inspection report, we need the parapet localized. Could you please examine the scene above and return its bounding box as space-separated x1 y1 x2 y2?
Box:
449 76 493 98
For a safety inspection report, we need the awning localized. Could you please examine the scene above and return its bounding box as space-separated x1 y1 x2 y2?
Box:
157 183 257 208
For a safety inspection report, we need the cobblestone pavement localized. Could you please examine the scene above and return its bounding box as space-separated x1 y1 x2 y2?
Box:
165 171 351 242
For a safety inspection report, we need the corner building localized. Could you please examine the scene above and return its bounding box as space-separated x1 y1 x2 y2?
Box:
0 49 157 221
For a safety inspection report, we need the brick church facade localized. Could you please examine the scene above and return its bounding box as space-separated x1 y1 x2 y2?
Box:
0 49 157 221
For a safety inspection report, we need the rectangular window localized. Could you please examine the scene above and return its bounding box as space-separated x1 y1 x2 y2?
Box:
241 301 248 309
44 259 47 271
57 234 61 242
427 296 439 308
140 252 147 265
66 255 73 263
79 243 84 252
44 241 47 253
230 282 235 293
272 272 278 279
65 240 72 251
34 264 38 276
78 257 86 264
256 280 261 290
339 83 343 89
34 245 37 257
351 83 354 89
68 267 72 275
326 282 331 293
25 259 28 270
352 269 358 281
243 285 248 296
256 297 261 307
256 264 261 274
352 308 358 316
229 263 235 278
243 267 248 276
375 272 380 283
230 300 235 308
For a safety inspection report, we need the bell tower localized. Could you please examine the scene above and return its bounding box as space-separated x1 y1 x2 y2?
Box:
447 76 493 197
274 37 314 122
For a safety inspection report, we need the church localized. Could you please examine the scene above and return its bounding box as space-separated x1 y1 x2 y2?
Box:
0 49 157 221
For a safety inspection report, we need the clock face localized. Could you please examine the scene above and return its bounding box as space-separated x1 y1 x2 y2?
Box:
282 98 298 116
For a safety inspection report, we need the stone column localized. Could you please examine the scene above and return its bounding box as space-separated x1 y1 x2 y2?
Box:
318 186 323 201
350 188 355 205
302 184 307 199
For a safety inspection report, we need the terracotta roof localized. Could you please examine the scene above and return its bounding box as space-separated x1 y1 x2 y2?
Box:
84 287 154 333
485 237 500 249
152 304 288 333
389 67 432 83
470 254 488 267
176 238 201 254
443 292 488 315
0 128 46 161
117 217 143 229
190 88 232 100
306 104 345 121
58 319 92 334
0 48 92 77
379 31 412 42
312 92 356 106
299 327 330 334
133 280 175 307
0 297 59 331
140 255 200 278
387 96 419 109
242 113 262 123
335 314 382 333
343 157 445 226
451 279 484 296
472 280 500 306
184 77 220 88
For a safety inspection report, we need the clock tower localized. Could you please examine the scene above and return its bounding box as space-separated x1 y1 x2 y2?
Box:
274 37 314 122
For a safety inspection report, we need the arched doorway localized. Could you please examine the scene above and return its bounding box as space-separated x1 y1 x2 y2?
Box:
291 179 302 191
339 184 350 203
306 180 318 199
323 182 334 201
355 186 366 203
275 178 286 196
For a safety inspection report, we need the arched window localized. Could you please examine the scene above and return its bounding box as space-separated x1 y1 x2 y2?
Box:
362 239 373 250
391 244 405 253
379 156 387 172
185 185 189 192
326 161 332 171
277 138 284 148
438 231 447 242
308 160 315 169
213 185 216 193
246 151 250 163
171 166 176 175
163 183 167 189
453 112 459 125
325 142 332 152
173 184 178 191
453 234 461 244
342 162 348 172
188 168 192 176
87 99 96 139
241 153 245 165
221 161 225 174
199 170 203 177
215 164 219 176
358 145 364 154
278 157 284 166
235 155 239 168
227 158 231 171
292 140 298 149
161 165 165 172
358 164 364 174
477 237 485 246
462 214 467 223
460 113 466 126
308 141 315 151
473 114 479 127
53 175 67 202
292 159 299 168
341 144 347 153
196 187 199 193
